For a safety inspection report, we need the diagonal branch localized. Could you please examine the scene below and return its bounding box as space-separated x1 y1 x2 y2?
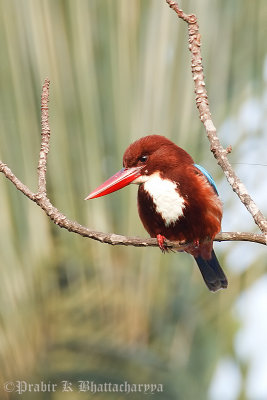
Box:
1 6 267 252
0 154 266 247
0 79 265 247
166 0 267 236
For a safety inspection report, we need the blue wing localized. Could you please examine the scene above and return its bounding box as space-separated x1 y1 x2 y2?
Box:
194 163 219 195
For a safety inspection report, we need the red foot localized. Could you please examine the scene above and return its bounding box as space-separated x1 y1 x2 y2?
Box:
183 239 200 257
185 239 212 258
194 239 200 248
157 234 168 253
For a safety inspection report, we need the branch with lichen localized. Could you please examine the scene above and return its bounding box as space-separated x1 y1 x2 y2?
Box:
0 79 265 249
166 0 267 239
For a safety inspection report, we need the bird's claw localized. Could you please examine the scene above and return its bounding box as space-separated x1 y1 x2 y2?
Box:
194 239 200 248
157 234 168 253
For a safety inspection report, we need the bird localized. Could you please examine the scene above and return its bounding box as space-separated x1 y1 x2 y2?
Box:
85 135 228 292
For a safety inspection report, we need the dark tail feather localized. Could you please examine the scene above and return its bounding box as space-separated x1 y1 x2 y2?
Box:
194 250 228 292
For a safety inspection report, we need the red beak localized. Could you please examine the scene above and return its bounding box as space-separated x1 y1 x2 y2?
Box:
85 167 142 200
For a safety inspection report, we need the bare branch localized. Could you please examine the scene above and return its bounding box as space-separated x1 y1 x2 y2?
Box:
0 158 265 247
0 160 265 247
37 78 50 197
0 15 266 250
166 0 267 235
0 163 36 202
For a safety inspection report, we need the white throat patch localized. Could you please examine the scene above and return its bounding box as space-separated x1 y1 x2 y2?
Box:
141 173 185 226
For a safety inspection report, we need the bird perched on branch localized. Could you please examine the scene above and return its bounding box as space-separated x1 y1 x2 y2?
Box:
86 135 228 292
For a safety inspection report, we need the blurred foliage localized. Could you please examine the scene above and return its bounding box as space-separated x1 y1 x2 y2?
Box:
0 0 266 399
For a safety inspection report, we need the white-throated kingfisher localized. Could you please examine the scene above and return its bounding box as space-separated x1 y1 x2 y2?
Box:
86 135 228 292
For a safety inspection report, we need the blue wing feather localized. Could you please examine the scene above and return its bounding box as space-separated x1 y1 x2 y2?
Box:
194 163 219 195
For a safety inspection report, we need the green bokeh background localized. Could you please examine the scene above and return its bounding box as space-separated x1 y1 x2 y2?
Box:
0 1 266 399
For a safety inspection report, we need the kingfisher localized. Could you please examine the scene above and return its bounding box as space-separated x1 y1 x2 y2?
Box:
86 135 228 292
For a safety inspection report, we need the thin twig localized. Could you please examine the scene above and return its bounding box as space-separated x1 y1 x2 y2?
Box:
166 0 267 236
0 157 265 248
0 160 265 247
0 163 36 202
37 78 50 197
0 36 266 249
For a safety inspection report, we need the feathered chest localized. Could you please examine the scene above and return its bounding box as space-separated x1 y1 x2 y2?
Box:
137 171 222 242
140 173 186 226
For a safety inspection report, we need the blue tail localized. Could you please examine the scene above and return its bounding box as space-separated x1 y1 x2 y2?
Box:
194 250 228 292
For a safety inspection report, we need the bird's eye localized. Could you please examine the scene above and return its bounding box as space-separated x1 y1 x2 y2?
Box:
139 155 148 163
